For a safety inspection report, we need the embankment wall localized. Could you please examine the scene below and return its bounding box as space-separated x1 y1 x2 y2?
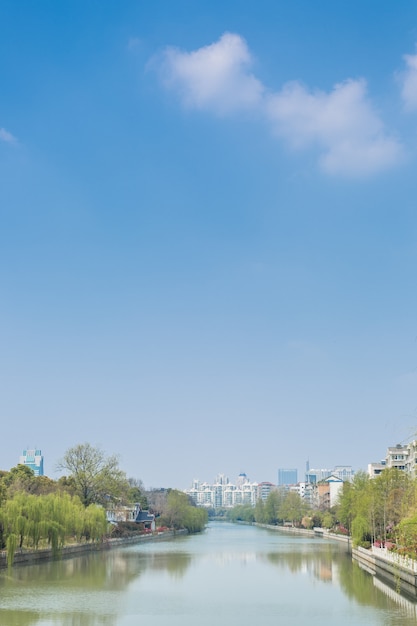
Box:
255 523 417 597
0 529 187 569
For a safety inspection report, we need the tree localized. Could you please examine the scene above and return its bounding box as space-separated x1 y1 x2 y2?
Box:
397 513 417 556
226 504 255 523
127 478 148 509
3 464 37 496
264 490 285 525
0 491 108 564
322 511 335 529
146 488 169 516
159 490 207 532
372 468 413 543
280 491 307 526
254 498 266 523
338 471 373 546
57 443 129 507
337 481 354 534
162 490 189 530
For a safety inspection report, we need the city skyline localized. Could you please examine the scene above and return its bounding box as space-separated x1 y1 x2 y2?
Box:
3 432 412 491
1 2 417 489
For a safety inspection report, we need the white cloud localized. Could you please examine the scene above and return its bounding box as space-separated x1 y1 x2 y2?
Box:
266 79 403 176
0 127 17 144
400 51 417 111
153 33 404 176
156 32 264 115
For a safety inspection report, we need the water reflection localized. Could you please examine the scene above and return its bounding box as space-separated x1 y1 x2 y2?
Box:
0 523 416 626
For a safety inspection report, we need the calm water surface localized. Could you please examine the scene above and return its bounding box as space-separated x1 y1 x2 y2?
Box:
0 522 416 626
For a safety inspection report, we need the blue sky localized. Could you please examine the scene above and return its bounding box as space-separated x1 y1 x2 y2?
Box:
1 1 417 489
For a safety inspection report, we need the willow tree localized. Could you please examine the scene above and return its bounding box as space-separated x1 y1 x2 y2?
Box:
0 491 108 566
84 504 108 542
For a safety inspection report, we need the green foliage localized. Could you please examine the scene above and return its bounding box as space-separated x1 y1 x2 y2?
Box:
84 504 108 541
254 498 266 523
3 464 37 496
397 514 417 556
322 511 335 529
311 511 324 528
0 465 71 505
127 478 148 509
264 490 285 525
6 533 18 568
226 504 255 523
0 444 148 565
0 491 108 562
279 491 308 526
57 443 130 507
231 489 309 527
336 468 415 548
159 490 208 533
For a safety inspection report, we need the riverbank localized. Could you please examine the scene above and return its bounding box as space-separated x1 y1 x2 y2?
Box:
255 522 417 599
352 545 417 600
254 522 351 547
0 529 188 569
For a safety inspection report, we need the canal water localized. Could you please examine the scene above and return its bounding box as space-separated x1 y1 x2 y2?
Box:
0 521 416 625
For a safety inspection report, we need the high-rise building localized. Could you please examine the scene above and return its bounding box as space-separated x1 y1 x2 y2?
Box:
258 481 275 501
277 468 298 486
184 473 259 508
305 468 332 484
332 465 355 481
19 449 44 476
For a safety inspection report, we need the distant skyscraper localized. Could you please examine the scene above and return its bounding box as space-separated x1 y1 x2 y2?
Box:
258 482 275 501
215 473 229 485
19 449 44 476
277 468 298 486
305 468 332 484
332 466 355 481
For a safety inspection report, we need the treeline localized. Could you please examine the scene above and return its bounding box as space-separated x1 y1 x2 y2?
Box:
0 443 207 566
0 461 110 566
0 491 107 565
226 467 417 559
337 468 417 554
226 489 313 527
157 490 208 533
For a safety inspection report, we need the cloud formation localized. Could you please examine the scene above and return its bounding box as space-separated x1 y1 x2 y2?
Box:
157 32 264 115
154 33 405 177
266 79 403 176
0 127 17 144
400 51 417 111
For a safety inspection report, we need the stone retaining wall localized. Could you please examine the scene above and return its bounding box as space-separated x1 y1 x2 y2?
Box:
255 523 350 548
353 546 417 599
254 523 417 596
0 529 187 569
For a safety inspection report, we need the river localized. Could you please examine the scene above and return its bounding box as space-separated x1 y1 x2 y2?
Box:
0 521 416 625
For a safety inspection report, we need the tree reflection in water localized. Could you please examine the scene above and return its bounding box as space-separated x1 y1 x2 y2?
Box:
1 524 417 626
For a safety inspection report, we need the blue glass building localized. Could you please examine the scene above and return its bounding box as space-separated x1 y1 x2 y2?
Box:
277 468 298 486
19 449 44 476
